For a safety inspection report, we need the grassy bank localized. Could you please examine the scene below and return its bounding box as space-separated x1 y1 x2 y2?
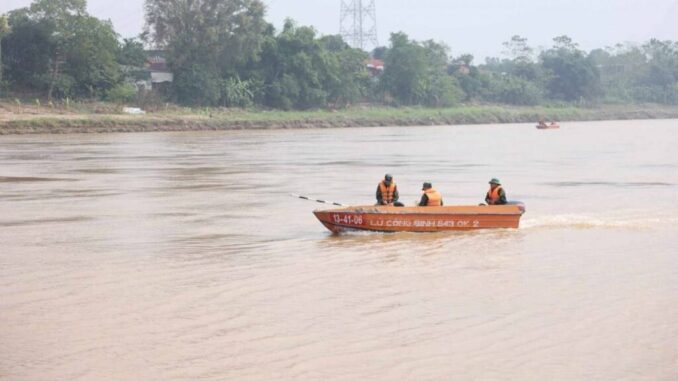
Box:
1 102 678 135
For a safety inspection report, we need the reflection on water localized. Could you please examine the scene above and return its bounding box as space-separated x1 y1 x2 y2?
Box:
0 176 75 182
1 120 677 380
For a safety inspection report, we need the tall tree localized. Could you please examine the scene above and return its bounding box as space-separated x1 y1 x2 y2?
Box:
540 35 601 101
64 16 121 98
144 0 267 105
3 10 53 91
254 21 363 109
29 0 87 100
502 35 533 63
320 34 369 106
590 44 646 103
641 39 678 88
371 46 387 60
497 35 543 82
634 39 678 103
552 35 579 52
380 32 428 105
118 38 147 67
3 0 121 99
381 32 461 107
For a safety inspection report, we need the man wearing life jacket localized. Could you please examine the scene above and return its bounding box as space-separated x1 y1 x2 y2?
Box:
419 182 443 206
485 178 507 205
376 174 404 206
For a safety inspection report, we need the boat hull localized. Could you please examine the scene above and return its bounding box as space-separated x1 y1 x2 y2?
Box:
313 205 525 233
536 125 560 129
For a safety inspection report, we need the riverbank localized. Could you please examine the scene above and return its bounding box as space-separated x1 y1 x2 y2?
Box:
1 102 678 135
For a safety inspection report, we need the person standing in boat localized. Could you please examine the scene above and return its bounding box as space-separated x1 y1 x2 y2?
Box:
419 182 443 206
376 174 404 206
485 178 507 205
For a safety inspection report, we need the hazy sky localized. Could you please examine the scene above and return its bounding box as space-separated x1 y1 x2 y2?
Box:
2 0 677 60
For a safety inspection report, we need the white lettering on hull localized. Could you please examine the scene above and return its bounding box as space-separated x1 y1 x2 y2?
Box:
331 213 482 229
332 214 363 225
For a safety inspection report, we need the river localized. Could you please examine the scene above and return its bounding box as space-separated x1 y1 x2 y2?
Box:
1 119 677 380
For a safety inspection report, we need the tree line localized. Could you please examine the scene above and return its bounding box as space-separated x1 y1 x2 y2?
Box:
1 0 677 109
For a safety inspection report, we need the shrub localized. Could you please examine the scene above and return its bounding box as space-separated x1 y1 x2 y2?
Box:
105 83 138 103
486 74 542 105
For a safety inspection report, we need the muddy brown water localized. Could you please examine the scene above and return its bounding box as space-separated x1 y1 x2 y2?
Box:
1 120 677 380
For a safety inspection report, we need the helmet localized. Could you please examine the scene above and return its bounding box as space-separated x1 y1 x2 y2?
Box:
422 182 432 190
489 178 501 185
384 174 393 182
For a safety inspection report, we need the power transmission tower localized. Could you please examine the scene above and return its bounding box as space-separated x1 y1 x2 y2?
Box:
340 0 378 51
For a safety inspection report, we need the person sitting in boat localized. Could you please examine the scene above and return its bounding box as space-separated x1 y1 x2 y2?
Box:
376 174 404 206
485 178 507 205
419 182 443 206
538 120 548 128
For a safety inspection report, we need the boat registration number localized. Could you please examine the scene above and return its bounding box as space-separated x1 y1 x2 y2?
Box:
332 213 482 228
333 214 364 225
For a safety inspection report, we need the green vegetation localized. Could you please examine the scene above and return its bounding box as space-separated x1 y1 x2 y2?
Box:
1 0 678 112
144 0 267 106
3 102 678 135
105 83 137 103
240 22 369 110
2 0 122 100
380 33 462 107
470 35 678 107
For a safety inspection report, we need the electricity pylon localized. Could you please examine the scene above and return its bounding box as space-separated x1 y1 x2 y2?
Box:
340 0 378 51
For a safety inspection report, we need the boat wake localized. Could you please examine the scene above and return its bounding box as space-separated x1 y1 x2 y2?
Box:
522 211 678 230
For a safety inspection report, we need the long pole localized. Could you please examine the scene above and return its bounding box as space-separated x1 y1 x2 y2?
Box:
291 194 345 206
358 0 363 49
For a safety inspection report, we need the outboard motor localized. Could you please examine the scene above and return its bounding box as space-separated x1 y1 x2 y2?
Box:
507 201 526 214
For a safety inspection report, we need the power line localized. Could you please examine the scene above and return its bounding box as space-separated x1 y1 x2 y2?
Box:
340 0 378 51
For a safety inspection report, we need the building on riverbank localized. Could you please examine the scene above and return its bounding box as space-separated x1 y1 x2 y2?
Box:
145 51 174 88
129 50 174 93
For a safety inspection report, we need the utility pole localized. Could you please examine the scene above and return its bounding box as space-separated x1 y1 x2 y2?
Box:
0 15 9 84
340 0 378 51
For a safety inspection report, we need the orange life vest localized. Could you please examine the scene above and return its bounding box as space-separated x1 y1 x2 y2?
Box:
379 181 397 203
487 186 503 204
424 188 442 206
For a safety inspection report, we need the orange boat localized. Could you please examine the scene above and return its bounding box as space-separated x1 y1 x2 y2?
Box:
313 204 526 233
536 123 560 129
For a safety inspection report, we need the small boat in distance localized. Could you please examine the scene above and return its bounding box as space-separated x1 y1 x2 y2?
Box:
537 121 560 129
313 204 526 234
